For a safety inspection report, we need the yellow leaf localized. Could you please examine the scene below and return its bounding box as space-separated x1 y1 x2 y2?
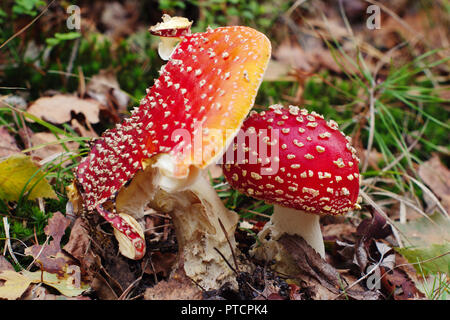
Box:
23 269 89 297
0 268 89 300
0 270 33 300
0 154 57 201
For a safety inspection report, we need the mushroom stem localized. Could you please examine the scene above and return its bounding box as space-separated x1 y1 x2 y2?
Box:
115 163 239 290
271 205 324 257
166 173 239 290
251 205 325 274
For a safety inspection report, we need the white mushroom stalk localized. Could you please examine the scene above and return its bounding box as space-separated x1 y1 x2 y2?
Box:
258 205 325 258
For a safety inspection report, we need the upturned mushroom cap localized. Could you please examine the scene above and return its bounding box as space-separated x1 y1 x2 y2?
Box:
223 105 360 215
149 14 192 38
74 25 271 259
149 14 193 60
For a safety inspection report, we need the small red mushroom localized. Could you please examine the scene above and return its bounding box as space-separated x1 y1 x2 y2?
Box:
149 14 193 60
71 19 271 289
222 105 360 271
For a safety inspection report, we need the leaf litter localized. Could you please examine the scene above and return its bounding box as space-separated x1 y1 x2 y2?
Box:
0 212 90 299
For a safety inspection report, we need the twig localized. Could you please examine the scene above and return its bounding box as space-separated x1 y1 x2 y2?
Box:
0 0 56 50
66 38 81 83
214 247 237 275
336 251 450 300
2 217 20 267
239 208 271 219
187 275 207 292
144 223 172 232
362 86 376 173
147 255 158 284
333 247 389 299
218 218 240 273
118 273 144 300
26 234 50 271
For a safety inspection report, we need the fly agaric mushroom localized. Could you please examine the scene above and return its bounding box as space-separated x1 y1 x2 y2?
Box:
222 105 360 273
69 21 271 290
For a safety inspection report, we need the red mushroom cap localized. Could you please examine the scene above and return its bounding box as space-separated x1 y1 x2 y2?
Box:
74 25 271 258
223 105 360 215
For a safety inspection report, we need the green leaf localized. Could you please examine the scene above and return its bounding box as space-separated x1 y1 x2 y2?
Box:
394 213 450 275
396 244 450 276
46 32 81 47
54 32 81 41
0 154 57 201
45 38 60 47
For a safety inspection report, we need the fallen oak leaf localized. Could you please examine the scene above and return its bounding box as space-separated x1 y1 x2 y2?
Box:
356 206 392 241
354 206 393 272
86 70 130 122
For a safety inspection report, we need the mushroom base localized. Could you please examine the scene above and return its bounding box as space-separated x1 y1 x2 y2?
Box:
251 205 325 276
115 164 240 291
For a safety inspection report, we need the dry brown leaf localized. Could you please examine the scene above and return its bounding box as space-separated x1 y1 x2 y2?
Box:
322 223 356 241
0 256 15 272
0 126 20 158
144 270 202 300
275 41 314 72
144 252 177 278
100 1 139 40
263 59 296 82
63 218 99 280
0 270 33 300
25 212 73 275
86 70 130 120
418 155 450 213
70 119 98 138
27 94 102 124
274 39 348 75
30 132 79 165
279 234 380 300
